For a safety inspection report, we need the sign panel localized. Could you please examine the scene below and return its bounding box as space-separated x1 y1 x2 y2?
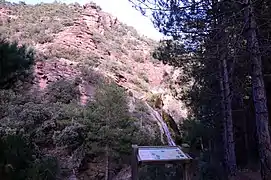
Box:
137 146 190 162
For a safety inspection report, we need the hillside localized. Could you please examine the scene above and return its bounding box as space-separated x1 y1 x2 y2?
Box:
0 1 187 119
0 1 187 180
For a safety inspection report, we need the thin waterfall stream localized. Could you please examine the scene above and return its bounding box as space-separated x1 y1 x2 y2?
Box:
145 102 176 146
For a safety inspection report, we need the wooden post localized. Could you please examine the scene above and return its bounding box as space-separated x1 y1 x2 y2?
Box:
132 145 139 180
183 163 191 180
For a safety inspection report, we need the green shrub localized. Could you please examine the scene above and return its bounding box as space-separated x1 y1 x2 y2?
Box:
46 79 80 104
78 55 101 67
0 134 59 180
92 32 105 44
135 101 148 113
198 151 225 180
0 39 34 87
17 102 52 129
46 46 81 60
0 2 82 45
147 93 163 108
36 33 54 44
53 123 85 150
130 78 149 92
139 164 182 180
180 118 208 151
132 54 145 63
81 67 103 84
28 156 59 180
139 73 149 83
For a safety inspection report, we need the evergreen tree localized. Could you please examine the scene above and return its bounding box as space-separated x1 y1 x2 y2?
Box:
129 0 271 179
85 82 154 179
243 0 271 178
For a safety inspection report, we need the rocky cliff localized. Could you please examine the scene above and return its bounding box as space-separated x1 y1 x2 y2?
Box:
0 1 187 120
0 1 187 179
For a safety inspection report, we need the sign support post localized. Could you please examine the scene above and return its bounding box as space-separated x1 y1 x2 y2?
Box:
183 163 191 180
132 145 139 180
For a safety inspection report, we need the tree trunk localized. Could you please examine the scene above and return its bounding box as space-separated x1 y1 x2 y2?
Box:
105 145 109 180
219 56 228 174
240 97 250 165
244 1 271 179
222 55 237 176
219 48 237 177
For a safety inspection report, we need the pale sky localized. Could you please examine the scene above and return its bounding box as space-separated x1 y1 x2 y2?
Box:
8 0 164 40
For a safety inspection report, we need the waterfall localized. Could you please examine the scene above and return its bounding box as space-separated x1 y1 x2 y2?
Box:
145 102 176 146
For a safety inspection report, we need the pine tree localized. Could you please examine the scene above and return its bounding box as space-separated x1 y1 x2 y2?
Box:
129 0 239 177
243 0 271 178
85 82 140 179
129 0 271 179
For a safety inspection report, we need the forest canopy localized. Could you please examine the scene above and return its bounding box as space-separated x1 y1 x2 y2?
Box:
129 0 271 179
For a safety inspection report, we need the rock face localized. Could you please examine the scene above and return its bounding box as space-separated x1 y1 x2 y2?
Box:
0 1 188 179
0 0 188 133
14 2 186 120
19 2 167 96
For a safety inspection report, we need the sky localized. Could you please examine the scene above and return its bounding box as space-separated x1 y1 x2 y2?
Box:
8 0 164 40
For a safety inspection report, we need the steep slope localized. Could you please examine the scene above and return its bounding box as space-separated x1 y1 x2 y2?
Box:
0 1 187 179
0 2 187 120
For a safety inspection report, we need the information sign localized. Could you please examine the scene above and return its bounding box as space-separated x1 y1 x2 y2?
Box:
131 145 192 180
138 146 189 161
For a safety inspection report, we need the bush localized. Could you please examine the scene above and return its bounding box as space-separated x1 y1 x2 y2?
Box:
198 151 225 180
81 67 103 84
139 164 182 180
0 39 34 87
130 78 149 92
139 73 149 83
46 46 81 60
132 53 145 63
28 156 59 180
36 33 54 44
46 79 80 104
17 102 52 130
78 55 101 67
0 134 59 180
53 123 85 150
180 118 208 151
0 2 82 45
147 93 163 108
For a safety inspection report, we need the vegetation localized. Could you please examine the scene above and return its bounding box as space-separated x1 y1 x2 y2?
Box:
0 12 161 177
0 39 34 87
147 93 163 109
0 2 82 45
84 82 158 178
0 78 159 179
0 0 221 180
130 0 271 179
46 79 80 104
0 134 58 180
0 33 159 178
139 164 182 180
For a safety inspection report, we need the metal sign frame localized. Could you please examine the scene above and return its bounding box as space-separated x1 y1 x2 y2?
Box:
131 145 192 180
